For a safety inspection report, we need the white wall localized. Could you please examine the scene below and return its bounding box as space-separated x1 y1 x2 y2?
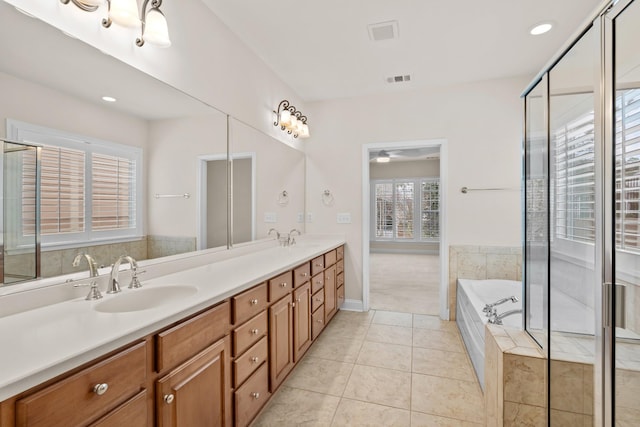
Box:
306 76 527 302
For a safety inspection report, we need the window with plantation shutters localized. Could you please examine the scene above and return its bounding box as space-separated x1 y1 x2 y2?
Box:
8 119 142 248
371 177 440 242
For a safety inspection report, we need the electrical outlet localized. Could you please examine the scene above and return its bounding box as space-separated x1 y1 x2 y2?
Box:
297 212 304 223
264 212 277 223
337 213 352 224
307 212 313 223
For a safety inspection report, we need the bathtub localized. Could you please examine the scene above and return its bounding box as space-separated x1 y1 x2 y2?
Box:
456 278 522 390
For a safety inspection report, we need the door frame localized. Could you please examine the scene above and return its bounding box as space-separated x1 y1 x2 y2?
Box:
197 152 256 250
361 139 449 319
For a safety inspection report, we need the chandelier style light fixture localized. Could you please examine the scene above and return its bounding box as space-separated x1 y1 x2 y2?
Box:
60 0 171 48
273 100 310 139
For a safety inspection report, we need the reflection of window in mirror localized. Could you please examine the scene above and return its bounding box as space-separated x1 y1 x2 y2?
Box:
7 120 143 249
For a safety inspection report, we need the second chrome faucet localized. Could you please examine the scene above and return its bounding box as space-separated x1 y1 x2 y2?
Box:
108 255 144 294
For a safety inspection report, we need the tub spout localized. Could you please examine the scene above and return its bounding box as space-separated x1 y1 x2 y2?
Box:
482 295 519 317
488 309 523 325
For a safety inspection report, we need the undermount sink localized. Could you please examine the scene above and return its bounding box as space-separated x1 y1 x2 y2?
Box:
94 285 198 313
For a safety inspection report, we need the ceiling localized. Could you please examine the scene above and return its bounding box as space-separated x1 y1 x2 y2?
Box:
202 0 604 102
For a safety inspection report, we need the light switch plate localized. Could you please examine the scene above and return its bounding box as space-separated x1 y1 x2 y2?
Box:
297 212 304 223
264 212 277 223
307 212 313 223
337 213 352 224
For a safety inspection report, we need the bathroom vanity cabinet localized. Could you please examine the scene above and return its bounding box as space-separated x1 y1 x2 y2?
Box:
0 245 345 427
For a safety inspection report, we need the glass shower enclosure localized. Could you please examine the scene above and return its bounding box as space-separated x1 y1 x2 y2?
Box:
1 141 41 284
523 0 640 424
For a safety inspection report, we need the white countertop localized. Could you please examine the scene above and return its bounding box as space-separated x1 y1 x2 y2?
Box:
0 236 345 401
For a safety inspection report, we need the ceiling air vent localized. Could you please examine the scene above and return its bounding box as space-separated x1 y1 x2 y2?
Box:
386 74 411 84
368 20 399 41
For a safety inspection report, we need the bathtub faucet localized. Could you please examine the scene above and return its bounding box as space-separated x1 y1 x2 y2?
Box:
482 296 519 317
488 309 523 325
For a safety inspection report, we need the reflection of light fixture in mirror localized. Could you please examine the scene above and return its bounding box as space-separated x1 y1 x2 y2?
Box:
530 22 553 35
273 100 310 138
101 96 116 102
277 190 290 206
322 189 334 206
376 150 391 163
60 0 104 12
136 0 171 47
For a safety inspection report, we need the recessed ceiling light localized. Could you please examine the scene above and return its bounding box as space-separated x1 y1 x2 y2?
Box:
102 96 117 102
530 22 553 36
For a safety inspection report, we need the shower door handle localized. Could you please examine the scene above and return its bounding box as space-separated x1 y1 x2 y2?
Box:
604 282 626 329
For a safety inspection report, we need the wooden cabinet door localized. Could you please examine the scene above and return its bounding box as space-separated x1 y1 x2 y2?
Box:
156 337 231 427
293 282 312 362
269 294 294 392
324 265 337 323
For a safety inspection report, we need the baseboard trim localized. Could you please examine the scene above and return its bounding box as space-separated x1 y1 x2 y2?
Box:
341 299 364 312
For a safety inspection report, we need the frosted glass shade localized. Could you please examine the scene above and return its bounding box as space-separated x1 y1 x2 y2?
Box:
109 0 140 28
300 124 310 138
289 116 298 130
279 110 292 127
143 8 171 47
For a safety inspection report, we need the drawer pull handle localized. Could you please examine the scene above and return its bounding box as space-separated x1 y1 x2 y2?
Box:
301 272 308 277
164 394 175 404
251 392 260 399
93 383 109 396
251 356 260 363
280 282 287 288
250 298 259 305
315 263 323 267
315 298 322 302
296 297 301 303
317 319 323 324
251 328 260 335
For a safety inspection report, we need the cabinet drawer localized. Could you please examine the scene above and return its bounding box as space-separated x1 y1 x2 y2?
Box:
311 289 325 313
233 283 267 325
157 301 230 372
337 285 345 309
311 272 324 294
234 363 271 427
312 305 325 340
336 259 344 275
89 390 147 427
337 245 344 260
337 271 344 288
16 341 147 427
311 255 325 276
233 336 268 388
233 311 268 356
293 262 311 288
268 271 293 302
324 250 337 267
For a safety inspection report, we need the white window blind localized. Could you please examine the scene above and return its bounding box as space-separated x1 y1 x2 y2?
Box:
9 119 143 248
372 178 439 242
616 88 640 251
553 111 595 243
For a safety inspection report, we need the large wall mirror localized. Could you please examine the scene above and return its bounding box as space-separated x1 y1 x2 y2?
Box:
0 2 305 285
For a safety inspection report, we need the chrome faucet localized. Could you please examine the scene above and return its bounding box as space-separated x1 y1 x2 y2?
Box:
72 253 102 300
108 255 143 294
289 229 301 245
482 295 519 317
488 309 523 325
268 228 280 240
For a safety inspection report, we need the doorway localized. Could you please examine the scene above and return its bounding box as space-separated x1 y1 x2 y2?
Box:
362 140 449 319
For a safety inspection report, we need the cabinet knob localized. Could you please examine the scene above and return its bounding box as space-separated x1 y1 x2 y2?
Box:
280 282 287 288
251 356 260 363
315 263 322 267
296 297 301 303
317 319 323 324
250 298 259 305
251 328 260 335
315 298 322 302
164 394 175 404
93 383 109 396
301 272 308 277
251 392 260 399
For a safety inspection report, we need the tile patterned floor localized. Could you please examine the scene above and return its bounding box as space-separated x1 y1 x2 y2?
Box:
251 310 484 427
369 254 440 315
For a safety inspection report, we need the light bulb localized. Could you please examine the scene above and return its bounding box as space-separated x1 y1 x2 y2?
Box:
279 110 292 127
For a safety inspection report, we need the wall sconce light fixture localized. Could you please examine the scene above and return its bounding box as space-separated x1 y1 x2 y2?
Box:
273 100 310 138
60 0 171 48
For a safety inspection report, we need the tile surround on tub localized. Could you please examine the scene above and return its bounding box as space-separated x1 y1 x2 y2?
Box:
449 245 522 320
